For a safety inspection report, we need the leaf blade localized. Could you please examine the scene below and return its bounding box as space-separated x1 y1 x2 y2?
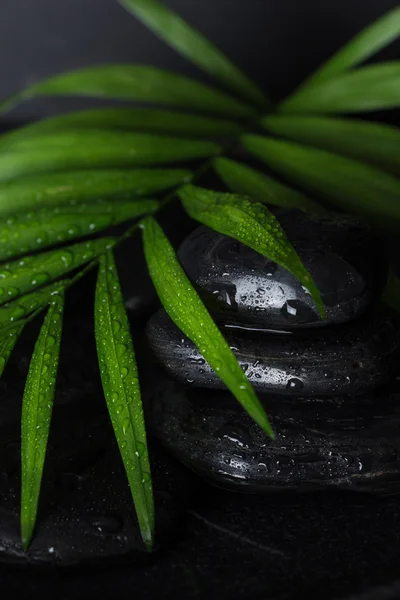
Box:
0 199 158 261
141 216 274 438
242 134 400 226
0 236 114 305
1 66 256 118
213 157 324 213
0 168 190 216
119 0 267 107
1 108 243 141
178 184 325 318
262 115 400 175
0 131 220 181
0 281 69 329
304 7 400 85
95 250 154 549
21 292 64 549
279 62 400 114
0 322 24 377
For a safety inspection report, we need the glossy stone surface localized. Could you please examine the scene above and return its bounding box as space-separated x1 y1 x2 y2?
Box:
148 374 400 494
178 212 387 330
147 308 400 397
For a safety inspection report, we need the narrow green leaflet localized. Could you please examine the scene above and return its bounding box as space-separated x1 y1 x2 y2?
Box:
0 168 190 217
301 7 400 85
242 135 400 226
119 0 267 108
262 115 400 175
141 216 274 437
213 157 323 213
95 251 153 549
0 108 242 141
0 131 220 181
0 66 255 118
0 237 114 305
21 292 64 549
0 323 24 377
0 281 68 329
279 62 400 114
0 199 158 261
178 185 325 317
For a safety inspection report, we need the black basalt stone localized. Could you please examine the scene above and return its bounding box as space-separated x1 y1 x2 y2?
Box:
146 308 400 397
148 374 400 494
178 212 387 330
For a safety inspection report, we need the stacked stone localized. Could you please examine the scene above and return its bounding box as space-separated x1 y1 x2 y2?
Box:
146 211 400 493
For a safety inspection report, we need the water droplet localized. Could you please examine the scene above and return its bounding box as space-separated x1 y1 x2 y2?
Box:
32 272 50 287
116 404 124 415
46 335 56 348
7 287 19 298
286 378 304 392
137 441 145 456
112 320 121 334
122 418 131 435
111 391 119 403
120 366 128 378
60 251 73 267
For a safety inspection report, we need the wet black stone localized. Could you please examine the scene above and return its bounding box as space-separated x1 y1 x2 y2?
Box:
147 308 400 397
148 374 400 494
178 212 387 330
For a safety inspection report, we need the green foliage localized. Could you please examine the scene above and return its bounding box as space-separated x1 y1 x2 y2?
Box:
0 65 256 118
298 7 400 85
213 157 323 213
1 108 242 140
0 237 113 305
95 250 154 549
21 292 64 549
0 131 220 181
263 115 400 175
179 184 325 317
141 216 274 438
119 0 268 107
0 199 157 261
279 62 400 114
0 168 190 215
0 2 399 550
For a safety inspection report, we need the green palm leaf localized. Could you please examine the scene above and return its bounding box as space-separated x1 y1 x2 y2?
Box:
242 134 400 226
279 62 400 114
0 322 24 377
213 157 323 213
95 250 154 549
141 215 274 438
178 184 325 317
302 7 400 85
21 292 64 549
0 168 190 216
0 131 220 181
263 115 400 175
119 0 267 108
1 108 242 140
0 237 114 305
0 66 255 118
0 199 157 261
0 281 68 329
